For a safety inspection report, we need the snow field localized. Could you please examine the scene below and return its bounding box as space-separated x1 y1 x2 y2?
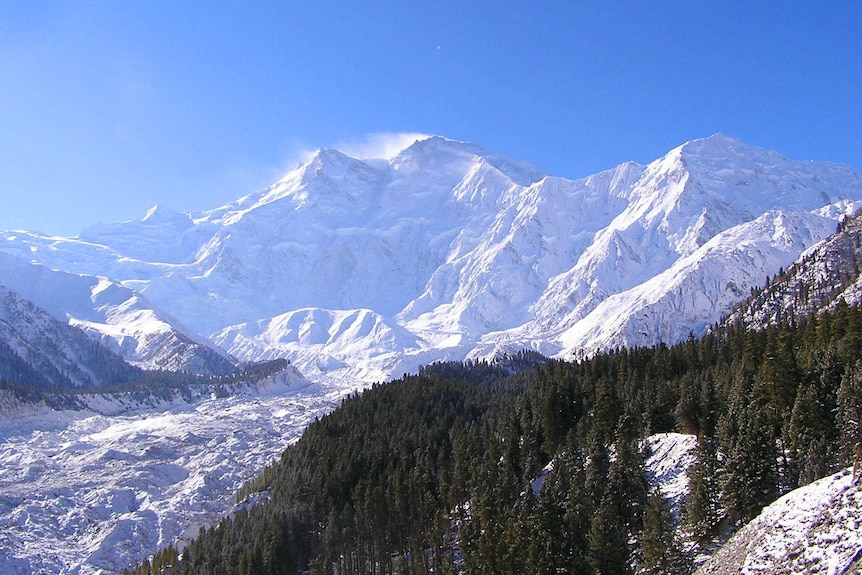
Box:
0 376 368 575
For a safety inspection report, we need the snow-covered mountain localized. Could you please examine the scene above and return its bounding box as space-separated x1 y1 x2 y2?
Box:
2 134 860 383
0 252 235 374
727 205 862 330
3 132 862 574
0 284 139 388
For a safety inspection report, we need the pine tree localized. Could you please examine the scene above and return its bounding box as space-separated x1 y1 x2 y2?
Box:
837 363 862 463
606 417 648 536
684 436 720 539
720 398 779 525
640 486 678 575
584 422 610 508
588 493 631 575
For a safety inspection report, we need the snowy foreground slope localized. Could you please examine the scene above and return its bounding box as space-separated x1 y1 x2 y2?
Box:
696 468 862 575
2 134 861 383
0 370 374 575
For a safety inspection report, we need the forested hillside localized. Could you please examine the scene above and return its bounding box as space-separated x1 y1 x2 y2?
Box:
0 285 142 388
128 297 862 574
731 210 862 329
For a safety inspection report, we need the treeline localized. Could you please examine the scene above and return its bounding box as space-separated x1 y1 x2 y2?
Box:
130 304 862 575
0 358 292 404
132 368 524 575
739 208 862 328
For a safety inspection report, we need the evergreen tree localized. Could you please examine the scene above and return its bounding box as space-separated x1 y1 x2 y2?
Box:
588 493 631 575
640 486 680 575
126 300 862 575
837 363 862 463
606 417 649 536
721 398 779 525
684 437 720 539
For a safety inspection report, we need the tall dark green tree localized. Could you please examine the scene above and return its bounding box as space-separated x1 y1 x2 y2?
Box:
588 493 631 575
684 437 720 539
720 397 779 525
640 486 683 575
837 362 862 463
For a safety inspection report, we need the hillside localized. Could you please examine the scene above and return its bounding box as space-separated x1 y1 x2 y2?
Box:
695 468 862 574
0 251 236 375
4 134 862 574
129 293 862 575
0 284 140 388
729 208 862 328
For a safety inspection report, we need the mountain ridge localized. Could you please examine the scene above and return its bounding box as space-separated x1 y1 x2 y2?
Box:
0 252 236 375
5 133 862 574
1 134 861 384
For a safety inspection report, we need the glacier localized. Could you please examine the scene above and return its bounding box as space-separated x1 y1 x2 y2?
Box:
0 369 367 575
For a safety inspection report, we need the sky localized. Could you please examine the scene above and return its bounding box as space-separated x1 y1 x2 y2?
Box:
1 2 860 236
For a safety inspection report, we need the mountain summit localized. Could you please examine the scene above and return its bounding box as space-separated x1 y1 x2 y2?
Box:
1 135 861 382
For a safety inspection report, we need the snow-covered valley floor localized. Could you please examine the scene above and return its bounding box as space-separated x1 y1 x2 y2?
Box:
0 377 369 575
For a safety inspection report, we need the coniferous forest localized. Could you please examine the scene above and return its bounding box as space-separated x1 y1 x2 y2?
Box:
125 299 862 575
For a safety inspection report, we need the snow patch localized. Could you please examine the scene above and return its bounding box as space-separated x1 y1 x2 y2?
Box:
696 468 862 575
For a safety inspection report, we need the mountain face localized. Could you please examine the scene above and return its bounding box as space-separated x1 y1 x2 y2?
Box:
0 252 236 375
727 208 862 330
0 284 138 388
1 134 861 383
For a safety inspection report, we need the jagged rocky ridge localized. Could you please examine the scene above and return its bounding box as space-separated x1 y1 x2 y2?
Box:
728 208 862 328
3 134 862 574
0 284 139 388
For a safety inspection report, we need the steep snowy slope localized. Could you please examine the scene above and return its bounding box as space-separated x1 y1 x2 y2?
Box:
727 206 862 330
2 134 861 382
0 285 138 388
477 137 861 358
547 208 840 357
212 307 429 383
0 252 235 374
695 467 862 575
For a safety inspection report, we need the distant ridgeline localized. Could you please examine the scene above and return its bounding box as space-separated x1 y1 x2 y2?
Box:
128 297 862 574
0 358 292 409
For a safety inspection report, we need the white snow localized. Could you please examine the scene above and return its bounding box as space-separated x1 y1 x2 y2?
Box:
0 252 232 373
696 468 862 575
645 433 698 517
0 371 367 575
531 433 697 512
0 134 861 573
3 135 860 385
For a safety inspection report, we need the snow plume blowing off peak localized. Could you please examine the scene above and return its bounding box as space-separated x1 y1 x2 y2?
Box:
3 133 862 574
333 132 434 160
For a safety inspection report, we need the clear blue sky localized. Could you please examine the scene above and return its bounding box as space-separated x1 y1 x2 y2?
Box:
1 2 860 236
